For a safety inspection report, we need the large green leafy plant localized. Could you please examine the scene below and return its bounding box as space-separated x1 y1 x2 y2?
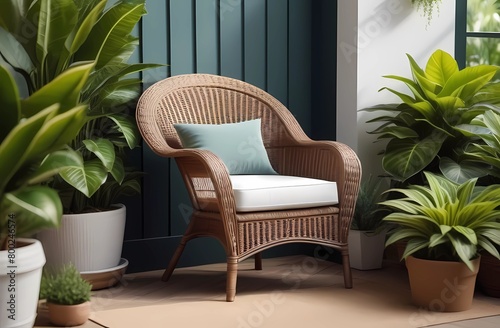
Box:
0 63 91 250
382 171 500 271
0 0 161 213
365 49 500 185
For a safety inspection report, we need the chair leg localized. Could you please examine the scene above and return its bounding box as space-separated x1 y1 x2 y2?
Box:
162 236 188 282
254 252 262 270
342 251 353 289
226 258 238 302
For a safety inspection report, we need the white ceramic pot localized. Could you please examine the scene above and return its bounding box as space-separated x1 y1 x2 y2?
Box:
348 229 387 270
37 204 126 272
0 238 46 328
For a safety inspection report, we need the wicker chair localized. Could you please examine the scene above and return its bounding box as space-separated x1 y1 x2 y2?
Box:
136 73 361 301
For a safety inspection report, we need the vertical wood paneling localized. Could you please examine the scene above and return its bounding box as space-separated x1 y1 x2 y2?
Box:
196 0 219 74
220 0 243 79
141 0 170 239
311 0 337 141
170 0 195 75
267 0 288 107
130 0 337 271
288 0 312 134
169 0 196 236
244 0 266 90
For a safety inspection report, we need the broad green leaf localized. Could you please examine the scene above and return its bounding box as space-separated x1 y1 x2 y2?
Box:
439 157 488 184
439 65 499 100
0 27 34 73
0 65 20 142
75 0 146 68
36 0 78 81
107 114 139 149
109 156 125 184
402 238 430 259
0 186 62 236
407 53 440 99
449 234 477 271
21 61 94 117
379 87 416 104
83 138 115 171
60 158 108 197
383 134 446 181
453 226 477 245
66 0 107 54
383 74 427 102
425 49 458 86
26 105 87 162
26 149 83 185
0 105 55 192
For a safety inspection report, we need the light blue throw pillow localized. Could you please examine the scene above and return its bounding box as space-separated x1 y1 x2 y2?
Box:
173 119 277 175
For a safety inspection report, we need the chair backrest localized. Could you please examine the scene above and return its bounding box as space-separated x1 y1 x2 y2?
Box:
136 74 310 156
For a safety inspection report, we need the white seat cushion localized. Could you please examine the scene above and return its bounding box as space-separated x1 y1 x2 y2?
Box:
230 175 338 212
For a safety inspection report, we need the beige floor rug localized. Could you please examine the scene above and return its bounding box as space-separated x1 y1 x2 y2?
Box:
85 256 500 328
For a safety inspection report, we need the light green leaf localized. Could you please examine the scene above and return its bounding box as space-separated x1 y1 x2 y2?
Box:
59 158 108 198
0 65 21 142
83 138 115 171
0 186 62 237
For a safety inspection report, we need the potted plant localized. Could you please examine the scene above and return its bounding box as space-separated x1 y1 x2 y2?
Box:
0 0 161 274
381 171 500 311
348 175 390 270
461 109 500 297
40 264 92 327
0 61 91 328
364 49 500 186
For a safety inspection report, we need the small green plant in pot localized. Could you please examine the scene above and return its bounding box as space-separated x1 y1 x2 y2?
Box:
41 264 92 327
381 171 500 311
348 175 390 270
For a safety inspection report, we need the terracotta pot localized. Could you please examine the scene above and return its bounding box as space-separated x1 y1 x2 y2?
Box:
406 255 480 312
477 252 500 298
47 301 90 327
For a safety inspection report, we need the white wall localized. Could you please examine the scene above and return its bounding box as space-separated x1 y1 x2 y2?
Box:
337 0 456 179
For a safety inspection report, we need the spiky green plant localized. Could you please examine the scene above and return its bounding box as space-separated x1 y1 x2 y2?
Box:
382 171 500 271
351 175 390 231
41 264 92 305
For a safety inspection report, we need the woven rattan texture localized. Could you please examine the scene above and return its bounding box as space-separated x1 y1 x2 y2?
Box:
136 73 361 301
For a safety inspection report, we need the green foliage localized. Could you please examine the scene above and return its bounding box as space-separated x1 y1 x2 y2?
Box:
0 0 163 213
352 175 390 231
462 110 500 180
412 0 442 27
41 264 92 305
466 0 500 67
0 63 90 249
364 49 500 184
382 171 500 271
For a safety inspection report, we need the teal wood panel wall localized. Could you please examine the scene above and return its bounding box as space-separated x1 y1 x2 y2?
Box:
123 0 337 272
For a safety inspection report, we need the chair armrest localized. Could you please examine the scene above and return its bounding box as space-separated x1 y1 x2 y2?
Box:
170 148 239 250
276 140 362 241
